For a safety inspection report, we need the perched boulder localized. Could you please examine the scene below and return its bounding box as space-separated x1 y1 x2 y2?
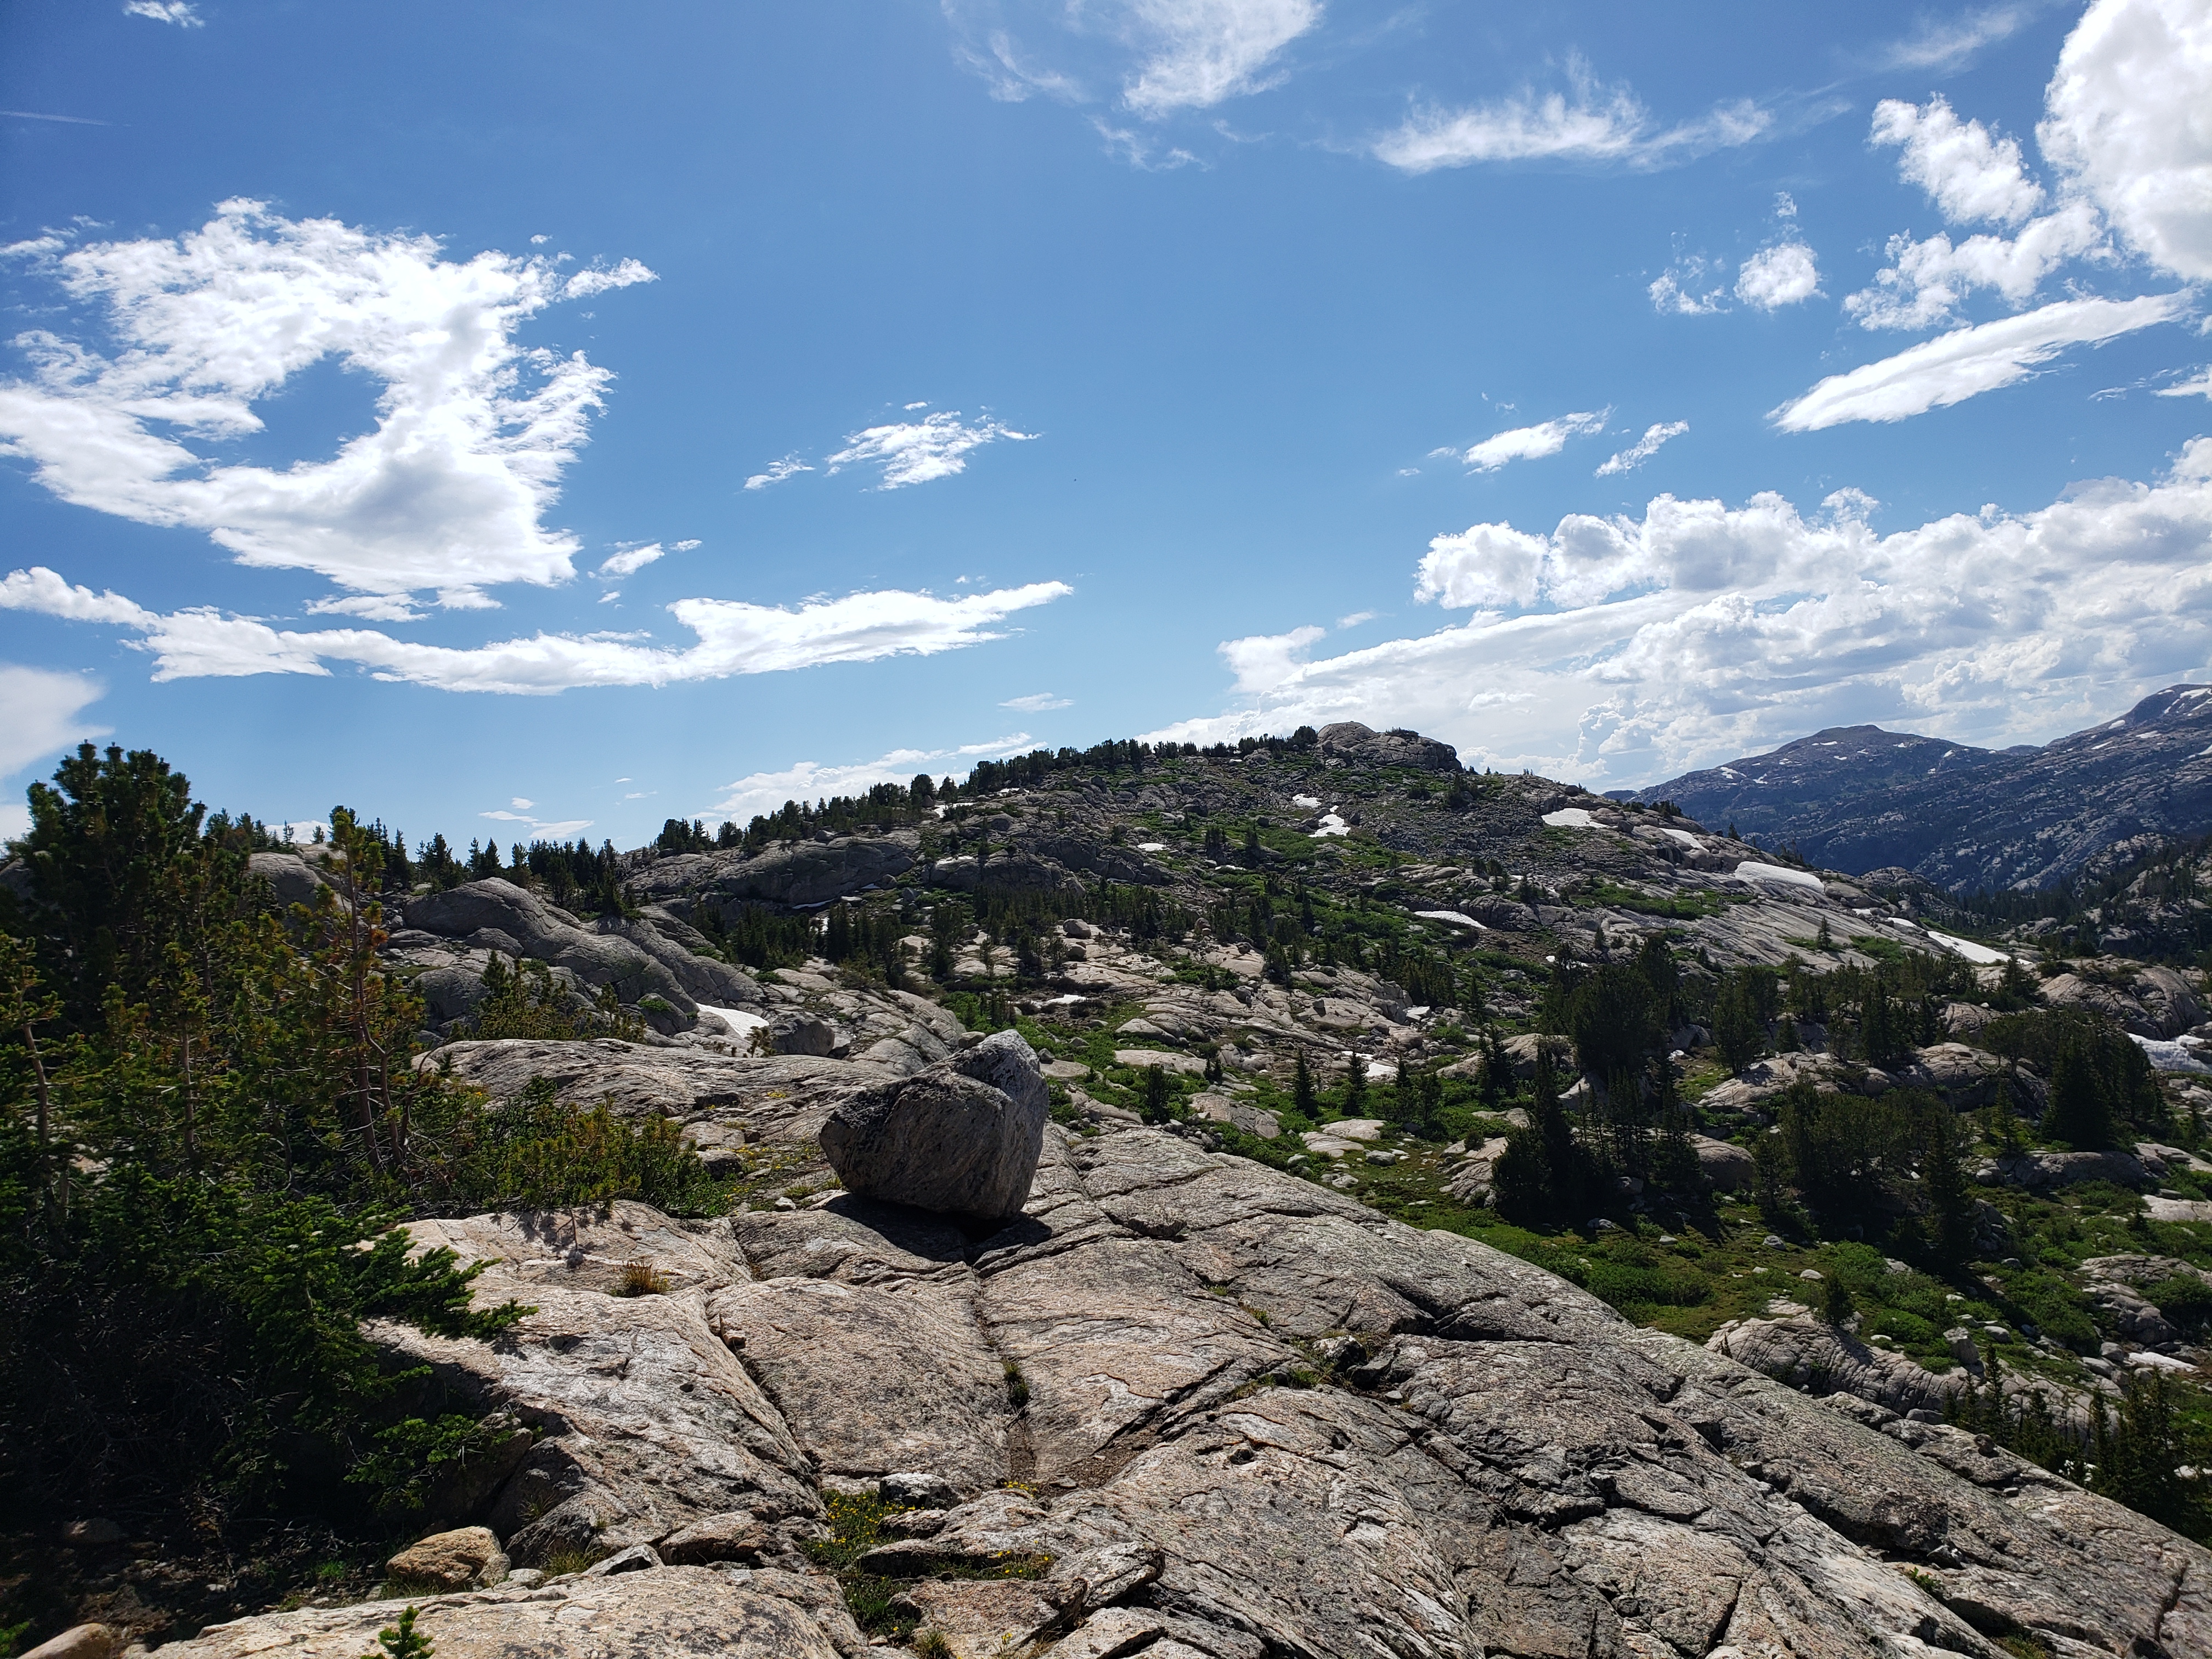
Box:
386 1526 508 1591
818 1031 1049 1224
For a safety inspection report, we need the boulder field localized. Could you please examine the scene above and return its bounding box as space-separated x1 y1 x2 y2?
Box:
146 1068 2210 1659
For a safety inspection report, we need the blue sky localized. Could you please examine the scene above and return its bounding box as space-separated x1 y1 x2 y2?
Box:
3 0 2209 847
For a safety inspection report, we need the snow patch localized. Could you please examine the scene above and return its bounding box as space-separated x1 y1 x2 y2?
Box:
1414 910 1486 930
1658 826 1703 849
1542 807 1599 829
2131 1034 2212 1076
695 1004 770 1041
1926 930 2009 966
1730 860 1826 893
1310 812 1350 838
1291 794 1322 808
1136 842 1167 852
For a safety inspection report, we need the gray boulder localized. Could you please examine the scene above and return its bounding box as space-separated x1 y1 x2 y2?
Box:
1974 1147 2156 1190
415 966 494 1026
818 1031 1049 1224
248 850 340 910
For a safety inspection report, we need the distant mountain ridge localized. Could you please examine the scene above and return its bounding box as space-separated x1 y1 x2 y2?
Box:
1632 685 2212 891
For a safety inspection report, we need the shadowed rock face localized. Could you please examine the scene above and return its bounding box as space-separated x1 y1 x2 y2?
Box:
818 1031 1049 1224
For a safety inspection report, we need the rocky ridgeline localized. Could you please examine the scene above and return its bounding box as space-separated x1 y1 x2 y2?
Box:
47 718 2212 1659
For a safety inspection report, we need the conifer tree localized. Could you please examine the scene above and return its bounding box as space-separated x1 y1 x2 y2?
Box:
1343 1051 1368 1116
1291 1048 1317 1119
1922 1107 1976 1265
2045 1035 2114 1151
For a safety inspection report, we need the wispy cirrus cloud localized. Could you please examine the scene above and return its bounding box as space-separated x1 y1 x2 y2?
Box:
705 731 1036 821
1443 409 1611 472
824 409 1039 488
0 664 107 779
1775 292 2190 430
743 456 812 491
945 0 1321 126
1000 691 1071 710
597 539 698 580
122 1 203 25
1595 421 1688 477
0 566 1074 693
479 803 592 839
1373 61 1769 174
1872 4 2040 73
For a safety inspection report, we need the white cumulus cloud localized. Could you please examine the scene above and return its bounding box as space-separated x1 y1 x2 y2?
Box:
1144 439 2212 787
0 201 651 612
563 258 658 300
824 410 1038 489
122 1 202 23
1373 63 1769 173
1595 421 1689 477
1735 240 1821 309
2040 0 2212 281
0 569 1074 693
1453 409 1610 472
1776 292 2190 428
1844 205 2105 330
1872 95 2047 227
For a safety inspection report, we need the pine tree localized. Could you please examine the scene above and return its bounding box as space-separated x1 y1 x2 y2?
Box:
1922 1107 1977 1265
1139 1065 1174 1124
1821 1273 1855 1325
2045 1035 2114 1151
1343 1051 1369 1116
1648 1056 1699 1195
1291 1048 1317 1119
361 1606 433 1659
